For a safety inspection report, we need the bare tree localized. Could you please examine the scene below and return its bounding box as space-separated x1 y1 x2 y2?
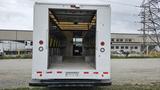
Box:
139 0 160 52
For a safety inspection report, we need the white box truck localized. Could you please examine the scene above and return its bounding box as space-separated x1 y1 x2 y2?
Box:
30 0 111 87
0 43 3 56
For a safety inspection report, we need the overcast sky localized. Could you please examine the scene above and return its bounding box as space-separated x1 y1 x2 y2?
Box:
0 0 142 33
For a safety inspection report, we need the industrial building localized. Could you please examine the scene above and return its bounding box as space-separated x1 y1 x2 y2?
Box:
0 30 32 56
0 30 159 56
111 33 160 56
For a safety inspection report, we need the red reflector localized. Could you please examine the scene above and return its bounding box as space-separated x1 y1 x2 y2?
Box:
37 71 42 74
93 72 99 74
57 71 62 74
84 72 89 74
103 72 109 74
101 41 105 46
39 40 43 45
47 71 52 74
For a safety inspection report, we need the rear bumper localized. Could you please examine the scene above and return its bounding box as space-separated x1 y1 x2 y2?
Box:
29 79 112 87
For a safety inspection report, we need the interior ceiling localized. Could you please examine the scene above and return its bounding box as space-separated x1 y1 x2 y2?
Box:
49 9 96 31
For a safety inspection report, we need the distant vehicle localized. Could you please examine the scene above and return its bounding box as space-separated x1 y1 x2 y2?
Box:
155 46 160 52
25 41 33 50
30 0 111 87
0 44 4 56
0 49 3 56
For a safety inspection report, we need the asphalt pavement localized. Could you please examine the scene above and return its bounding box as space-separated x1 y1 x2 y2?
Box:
0 58 160 89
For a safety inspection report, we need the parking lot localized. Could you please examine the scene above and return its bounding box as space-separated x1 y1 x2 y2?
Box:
0 59 160 89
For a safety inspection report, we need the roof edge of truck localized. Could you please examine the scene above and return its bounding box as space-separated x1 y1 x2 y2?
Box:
35 0 109 6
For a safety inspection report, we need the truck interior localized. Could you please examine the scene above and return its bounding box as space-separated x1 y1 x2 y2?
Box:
48 9 96 70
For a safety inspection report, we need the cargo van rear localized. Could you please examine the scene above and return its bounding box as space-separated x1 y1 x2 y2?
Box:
30 0 111 87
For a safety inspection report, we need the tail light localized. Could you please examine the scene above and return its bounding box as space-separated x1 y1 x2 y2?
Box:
100 41 105 46
39 40 43 45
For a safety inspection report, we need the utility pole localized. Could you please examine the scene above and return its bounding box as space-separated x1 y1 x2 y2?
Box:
139 0 160 54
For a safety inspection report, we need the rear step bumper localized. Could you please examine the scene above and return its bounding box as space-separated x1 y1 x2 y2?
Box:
29 79 112 87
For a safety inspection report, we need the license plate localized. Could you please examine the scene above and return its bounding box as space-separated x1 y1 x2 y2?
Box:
65 72 79 77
